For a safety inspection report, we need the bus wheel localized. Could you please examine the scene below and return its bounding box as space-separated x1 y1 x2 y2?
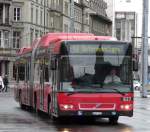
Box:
109 116 119 125
20 103 26 109
51 115 59 122
34 93 37 113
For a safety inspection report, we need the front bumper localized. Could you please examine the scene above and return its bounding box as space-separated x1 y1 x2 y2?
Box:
58 110 133 117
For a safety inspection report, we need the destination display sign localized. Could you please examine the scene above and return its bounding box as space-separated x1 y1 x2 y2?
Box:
69 43 126 55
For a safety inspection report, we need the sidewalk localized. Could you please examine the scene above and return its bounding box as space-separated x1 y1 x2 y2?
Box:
0 82 14 96
8 81 15 89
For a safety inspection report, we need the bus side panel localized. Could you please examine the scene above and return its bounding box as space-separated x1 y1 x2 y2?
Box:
42 85 51 113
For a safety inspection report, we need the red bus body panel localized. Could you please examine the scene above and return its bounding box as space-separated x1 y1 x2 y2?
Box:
14 33 133 119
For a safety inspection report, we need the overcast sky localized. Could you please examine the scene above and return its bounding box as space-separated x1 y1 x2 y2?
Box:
115 0 143 36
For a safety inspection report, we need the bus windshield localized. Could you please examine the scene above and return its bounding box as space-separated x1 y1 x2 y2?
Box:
60 42 132 93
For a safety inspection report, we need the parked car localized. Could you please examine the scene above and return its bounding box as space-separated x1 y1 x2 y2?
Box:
133 80 141 90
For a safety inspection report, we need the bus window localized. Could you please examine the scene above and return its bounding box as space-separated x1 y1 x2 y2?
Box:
25 62 30 82
34 59 41 82
13 64 17 80
44 58 49 82
18 65 25 81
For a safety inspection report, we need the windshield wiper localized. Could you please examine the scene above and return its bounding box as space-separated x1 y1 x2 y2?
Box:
112 88 125 96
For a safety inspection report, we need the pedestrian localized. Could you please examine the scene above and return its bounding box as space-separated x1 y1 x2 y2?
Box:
3 75 9 92
0 76 4 92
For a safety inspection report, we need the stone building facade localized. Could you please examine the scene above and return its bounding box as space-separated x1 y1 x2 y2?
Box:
0 0 113 81
115 11 137 42
0 0 14 80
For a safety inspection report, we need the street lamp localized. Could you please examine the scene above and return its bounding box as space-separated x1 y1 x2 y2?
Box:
141 0 149 98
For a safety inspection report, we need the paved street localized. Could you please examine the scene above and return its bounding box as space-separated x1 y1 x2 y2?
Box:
0 90 150 132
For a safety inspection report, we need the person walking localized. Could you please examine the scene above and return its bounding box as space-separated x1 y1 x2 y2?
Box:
0 76 4 92
3 75 9 92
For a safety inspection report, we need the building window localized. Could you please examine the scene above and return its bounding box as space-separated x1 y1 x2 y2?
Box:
5 5 9 24
0 31 1 47
30 28 34 44
13 31 21 48
64 24 68 32
64 2 68 16
36 7 38 24
40 9 43 25
85 12 89 25
47 12 49 27
74 0 79 3
40 30 43 37
35 30 39 38
31 5 33 23
50 17 54 27
41 0 43 5
4 31 9 48
14 7 21 21
0 5 3 24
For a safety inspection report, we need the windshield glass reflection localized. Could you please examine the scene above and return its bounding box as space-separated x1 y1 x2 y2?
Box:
60 55 132 93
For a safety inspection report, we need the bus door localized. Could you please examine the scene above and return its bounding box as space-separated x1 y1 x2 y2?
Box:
25 60 31 105
39 59 45 110
24 61 27 105
51 56 59 115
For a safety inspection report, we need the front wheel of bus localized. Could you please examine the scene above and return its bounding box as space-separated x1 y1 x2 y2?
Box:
109 116 119 125
34 93 37 113
51 115 59 122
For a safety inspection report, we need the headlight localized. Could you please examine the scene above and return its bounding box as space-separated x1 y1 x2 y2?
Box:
60 104 74 110
120 104 133 110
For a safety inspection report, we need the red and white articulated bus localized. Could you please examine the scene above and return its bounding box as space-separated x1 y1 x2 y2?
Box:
14 33 136 124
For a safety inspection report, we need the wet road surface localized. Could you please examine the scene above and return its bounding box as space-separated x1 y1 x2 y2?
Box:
0 90 150 132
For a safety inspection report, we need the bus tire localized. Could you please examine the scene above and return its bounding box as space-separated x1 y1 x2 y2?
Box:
109 116 119 125
34 93 37 112
51 114 59 122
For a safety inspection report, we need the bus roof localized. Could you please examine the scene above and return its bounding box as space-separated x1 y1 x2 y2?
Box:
38 33 95 47
17 33 118 56
38 33 117 53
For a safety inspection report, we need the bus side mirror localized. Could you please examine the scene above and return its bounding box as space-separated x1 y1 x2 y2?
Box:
133 60 138 71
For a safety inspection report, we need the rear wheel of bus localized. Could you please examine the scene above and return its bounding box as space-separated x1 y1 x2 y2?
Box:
50 114 60 122
34 93 37 112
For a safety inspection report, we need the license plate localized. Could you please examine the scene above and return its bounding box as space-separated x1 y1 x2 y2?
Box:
92 112 102 115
